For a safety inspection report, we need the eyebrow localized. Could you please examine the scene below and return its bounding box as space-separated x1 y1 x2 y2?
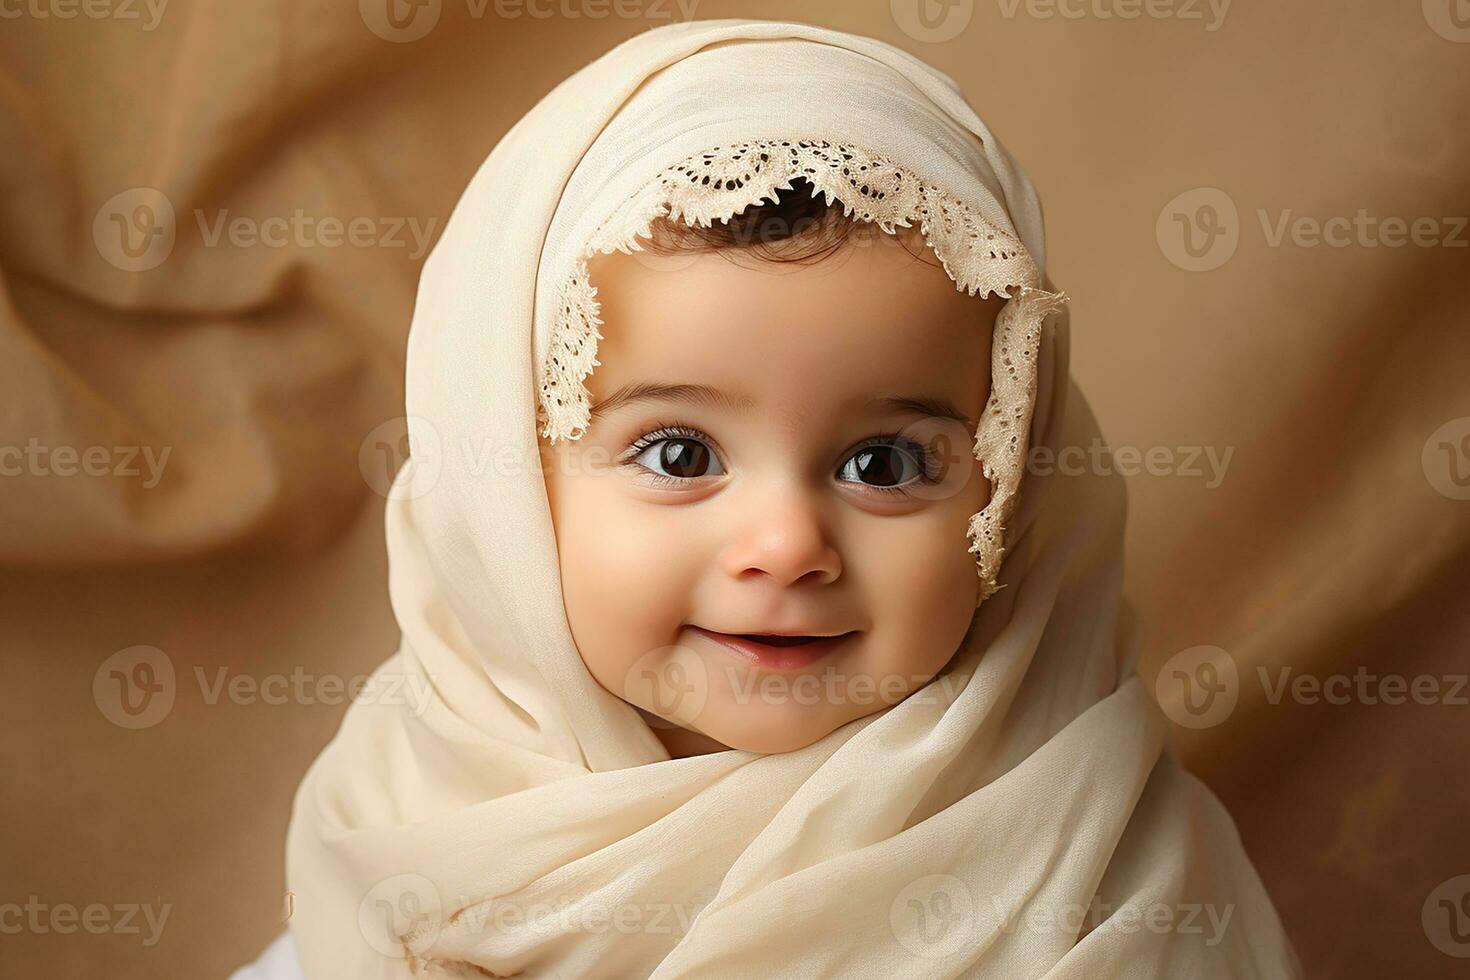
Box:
590 383 755 421
589 383 973 426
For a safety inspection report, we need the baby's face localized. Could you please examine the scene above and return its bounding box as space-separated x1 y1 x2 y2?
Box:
539 226 1003 756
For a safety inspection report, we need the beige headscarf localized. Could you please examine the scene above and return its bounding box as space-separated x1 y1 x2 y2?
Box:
281 18 1300 979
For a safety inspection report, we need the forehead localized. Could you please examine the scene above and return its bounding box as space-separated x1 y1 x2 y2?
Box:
583 228 1003 415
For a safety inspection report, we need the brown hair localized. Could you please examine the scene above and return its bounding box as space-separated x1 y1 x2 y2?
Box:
638 176 933 268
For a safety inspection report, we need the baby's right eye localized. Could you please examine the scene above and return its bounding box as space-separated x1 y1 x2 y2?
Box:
625 426 725 482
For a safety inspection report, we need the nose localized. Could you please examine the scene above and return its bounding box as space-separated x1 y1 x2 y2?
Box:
720 491 842 588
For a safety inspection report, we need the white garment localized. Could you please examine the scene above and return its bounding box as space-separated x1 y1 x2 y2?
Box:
234 18 1301 980
228 930 303 980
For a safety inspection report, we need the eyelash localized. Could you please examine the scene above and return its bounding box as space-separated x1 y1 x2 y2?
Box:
620 422 711 489
618 420 944 497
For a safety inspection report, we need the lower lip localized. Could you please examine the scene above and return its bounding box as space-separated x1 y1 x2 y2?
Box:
689 626 853 672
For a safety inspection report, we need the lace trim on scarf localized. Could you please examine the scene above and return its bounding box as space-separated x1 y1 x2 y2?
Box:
536 138 1067 603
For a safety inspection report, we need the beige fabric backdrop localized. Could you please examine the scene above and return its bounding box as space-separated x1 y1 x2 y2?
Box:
1 2 1465 978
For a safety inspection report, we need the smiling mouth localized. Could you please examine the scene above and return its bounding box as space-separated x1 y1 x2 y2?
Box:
732 633 829 648
688 626 856 671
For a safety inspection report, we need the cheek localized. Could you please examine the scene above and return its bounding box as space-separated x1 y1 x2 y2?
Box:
548 474 693 682
854 500 983 676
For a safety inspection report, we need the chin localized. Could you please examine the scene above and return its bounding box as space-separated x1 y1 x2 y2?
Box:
711 717 838 755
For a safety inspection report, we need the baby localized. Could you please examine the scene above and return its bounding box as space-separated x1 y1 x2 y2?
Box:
539 178 1007 756
251 20 1300 980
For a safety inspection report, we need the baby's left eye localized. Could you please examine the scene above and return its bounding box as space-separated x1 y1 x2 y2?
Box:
837 439 933 490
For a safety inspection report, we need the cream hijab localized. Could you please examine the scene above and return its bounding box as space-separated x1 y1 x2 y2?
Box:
279 18 1300 979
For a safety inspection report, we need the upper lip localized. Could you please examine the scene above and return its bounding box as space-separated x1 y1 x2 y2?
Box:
692 625 854 639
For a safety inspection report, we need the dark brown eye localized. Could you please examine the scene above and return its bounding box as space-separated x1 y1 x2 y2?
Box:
633 437 724 480
840 443 925 488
